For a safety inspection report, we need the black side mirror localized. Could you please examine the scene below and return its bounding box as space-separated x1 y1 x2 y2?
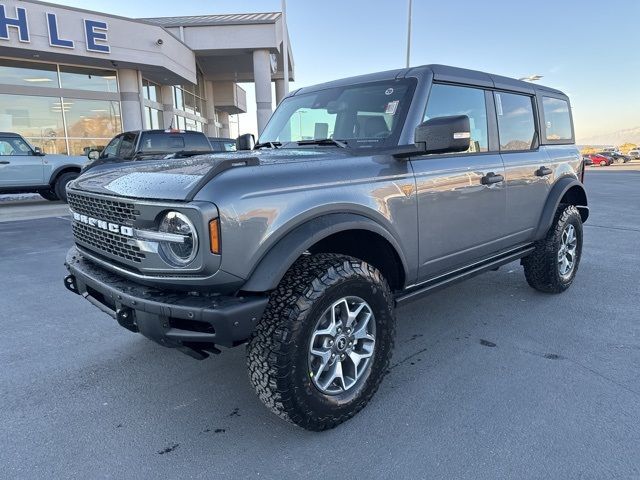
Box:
415 115 471 155
33 147 45 156
88 149 100 160
237 133 255 151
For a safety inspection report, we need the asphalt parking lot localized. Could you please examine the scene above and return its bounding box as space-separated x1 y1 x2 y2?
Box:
1 170 639 479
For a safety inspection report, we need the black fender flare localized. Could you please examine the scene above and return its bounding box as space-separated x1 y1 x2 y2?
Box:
240 213 409 292
50 164 81 186
533 176 588 240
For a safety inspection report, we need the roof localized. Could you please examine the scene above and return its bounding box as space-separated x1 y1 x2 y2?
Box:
294 64 567 98
140 13 281 28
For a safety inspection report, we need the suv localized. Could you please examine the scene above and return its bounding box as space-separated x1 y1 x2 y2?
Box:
63 65 588 430
83 129 212 172
628 148 640 159
0 132 86 202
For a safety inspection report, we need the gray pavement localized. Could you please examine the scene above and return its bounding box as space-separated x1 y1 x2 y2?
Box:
1 170 639 479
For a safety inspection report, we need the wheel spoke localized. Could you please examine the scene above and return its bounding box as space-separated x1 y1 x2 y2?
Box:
346 301 367 328
310 347 332 378
319 359 344 391
352 312 374 340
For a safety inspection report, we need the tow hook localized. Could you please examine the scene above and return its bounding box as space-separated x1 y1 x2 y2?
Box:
63 275 79 295
116 307 138 332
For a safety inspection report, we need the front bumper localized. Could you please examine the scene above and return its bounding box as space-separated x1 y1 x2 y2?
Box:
64 247 268 359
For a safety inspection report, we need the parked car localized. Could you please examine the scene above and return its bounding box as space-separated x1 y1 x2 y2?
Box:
0 132 86 202
83 129 212 172
63 64 588 430
208 137 237 152
586 153 613 166
598 151 630 163
626 148 640 159
582 155 593 166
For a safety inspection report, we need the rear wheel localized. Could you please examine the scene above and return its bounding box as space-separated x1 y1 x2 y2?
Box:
522 205 583 293
53 172 79 203
246 253 395 431
599 160 607 167
38 189 59 201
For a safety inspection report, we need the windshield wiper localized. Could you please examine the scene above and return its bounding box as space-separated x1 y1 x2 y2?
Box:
254 141 281 149
296 138 348 148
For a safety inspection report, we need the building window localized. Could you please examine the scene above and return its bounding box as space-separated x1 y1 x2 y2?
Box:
59 65 118 92
0 93 66 153
63 98 122 155
145 106 162 129
0 59 59 88
142 79 160 103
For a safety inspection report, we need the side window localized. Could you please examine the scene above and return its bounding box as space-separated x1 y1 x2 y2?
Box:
424 84 488 153
542 97 572 142
118 133 137 159
101 135 122 159
0 137 31 156
495 92 536 151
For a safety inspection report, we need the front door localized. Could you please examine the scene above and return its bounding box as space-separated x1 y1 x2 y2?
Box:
412 83 507 281
0 136 45 187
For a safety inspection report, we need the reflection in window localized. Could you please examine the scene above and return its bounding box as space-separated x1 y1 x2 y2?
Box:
145 107 162 129
59 65 118 92
495 92 536 151
64 98 121 139
0 93 65 139
424 84 488 152
542 97 572 141
142 79 160 103
0 59 58 88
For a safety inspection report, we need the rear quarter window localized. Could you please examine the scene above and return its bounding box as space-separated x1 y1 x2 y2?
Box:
542 97 573 142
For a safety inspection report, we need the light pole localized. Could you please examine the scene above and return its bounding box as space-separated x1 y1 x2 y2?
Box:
406 0 413 68
518 75 543 82
282 0 289 96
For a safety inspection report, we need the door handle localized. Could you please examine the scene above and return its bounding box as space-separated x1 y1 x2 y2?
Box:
481 172 504 185
0 161 9 164
536 166 553 177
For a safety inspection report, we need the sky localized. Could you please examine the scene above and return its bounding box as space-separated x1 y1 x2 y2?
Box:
51 0 640 143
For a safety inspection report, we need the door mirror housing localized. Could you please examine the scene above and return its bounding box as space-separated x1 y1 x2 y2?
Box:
414 115 471 155
88 149 100 161
236 133 255 151
33 146 45 156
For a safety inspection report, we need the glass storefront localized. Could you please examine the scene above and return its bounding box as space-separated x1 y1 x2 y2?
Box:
0 59 121 155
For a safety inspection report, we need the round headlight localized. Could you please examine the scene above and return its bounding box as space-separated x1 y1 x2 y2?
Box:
158 211 198 266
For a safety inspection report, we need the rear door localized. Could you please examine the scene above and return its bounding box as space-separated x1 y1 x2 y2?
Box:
495 91 551 243
0 136 45 187
412 83 507 281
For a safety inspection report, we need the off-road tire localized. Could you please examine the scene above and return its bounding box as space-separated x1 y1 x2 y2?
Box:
54 172 79 203
522 204 583 293
247 253 395 431
39 189 59 201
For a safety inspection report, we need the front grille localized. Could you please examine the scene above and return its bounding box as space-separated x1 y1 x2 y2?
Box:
73 222 145 263
67 192 139 226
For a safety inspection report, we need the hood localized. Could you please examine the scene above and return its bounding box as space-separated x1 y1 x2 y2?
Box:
69 148 350 201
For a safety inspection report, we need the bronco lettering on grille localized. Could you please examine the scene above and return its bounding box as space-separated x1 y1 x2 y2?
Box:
72 211 134 237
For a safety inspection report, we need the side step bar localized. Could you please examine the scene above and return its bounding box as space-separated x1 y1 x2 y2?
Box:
395 244 535 306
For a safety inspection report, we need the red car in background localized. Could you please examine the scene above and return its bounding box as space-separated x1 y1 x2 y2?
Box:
585 153 613 166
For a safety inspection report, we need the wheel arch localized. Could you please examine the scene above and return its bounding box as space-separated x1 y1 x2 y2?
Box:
240 213 409 293
534 176 588 240
50 165 81 186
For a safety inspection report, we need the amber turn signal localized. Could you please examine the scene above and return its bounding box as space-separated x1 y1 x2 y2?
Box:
209 218 221 254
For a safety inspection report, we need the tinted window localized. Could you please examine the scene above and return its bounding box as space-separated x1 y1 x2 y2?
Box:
424 84 488 152
118 133 137 159
101 135 122 158
138 133 210 153
495 92 536 151
542 97 572 141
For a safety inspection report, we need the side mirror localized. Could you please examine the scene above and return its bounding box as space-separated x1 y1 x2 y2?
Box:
415 115 471 155
236 133 255 151
88 149 100 161
33 147 45 156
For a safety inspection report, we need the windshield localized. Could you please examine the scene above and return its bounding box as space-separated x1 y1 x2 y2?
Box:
259 79 416 148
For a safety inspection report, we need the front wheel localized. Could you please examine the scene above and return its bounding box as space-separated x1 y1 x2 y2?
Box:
522 205 583 293
54 172 79 203
246 253 395 431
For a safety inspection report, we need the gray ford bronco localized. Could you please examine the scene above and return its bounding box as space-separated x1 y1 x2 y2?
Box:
64 64 588 430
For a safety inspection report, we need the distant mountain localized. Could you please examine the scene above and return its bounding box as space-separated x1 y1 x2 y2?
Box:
577 127 640 147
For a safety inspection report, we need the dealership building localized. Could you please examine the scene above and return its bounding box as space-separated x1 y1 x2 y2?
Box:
0 0 294 155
